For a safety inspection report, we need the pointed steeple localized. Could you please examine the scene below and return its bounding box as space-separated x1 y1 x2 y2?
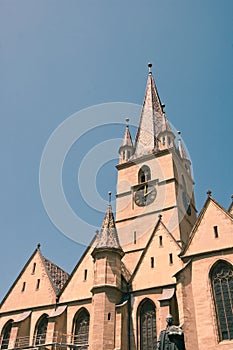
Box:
95 192 123 251
134 63 164 157
119 118 134 163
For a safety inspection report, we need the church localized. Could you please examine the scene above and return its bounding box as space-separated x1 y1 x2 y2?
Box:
0 64 232 350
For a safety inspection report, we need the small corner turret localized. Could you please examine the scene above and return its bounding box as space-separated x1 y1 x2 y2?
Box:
118 118 134 164
157 104 176 151
177 131 191 174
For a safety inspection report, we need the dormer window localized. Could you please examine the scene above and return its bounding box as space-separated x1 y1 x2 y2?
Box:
138 165 151 184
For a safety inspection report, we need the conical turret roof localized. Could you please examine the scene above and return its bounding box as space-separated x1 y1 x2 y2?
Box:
121 124 133 148
95 198 122 251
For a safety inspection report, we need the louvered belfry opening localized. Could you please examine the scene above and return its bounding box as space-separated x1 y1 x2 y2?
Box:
210 261 233 341
139 299 157 350
74 308 90 349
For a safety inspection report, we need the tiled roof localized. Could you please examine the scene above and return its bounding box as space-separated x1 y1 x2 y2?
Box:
121 125 133 148
134 68 164 157
43 256 69 294
95 204 122 250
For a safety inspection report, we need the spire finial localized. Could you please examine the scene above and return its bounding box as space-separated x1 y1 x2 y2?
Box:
37 243 41 250
207 190 212 197
178 130 181 138
125 118 129 127
108 191 112 204
231 194 233 201
148 62 152 74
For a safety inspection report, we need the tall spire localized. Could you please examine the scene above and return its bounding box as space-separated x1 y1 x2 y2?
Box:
95 192 122 250
134 63 164 157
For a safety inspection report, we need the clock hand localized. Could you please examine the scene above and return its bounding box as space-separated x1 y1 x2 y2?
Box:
144 189 153 197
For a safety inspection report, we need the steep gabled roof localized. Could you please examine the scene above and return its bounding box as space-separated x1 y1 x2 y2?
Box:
0 245 69 310
130 217 182 283
58 234 97 301
42 256 69 295
181 195 233 258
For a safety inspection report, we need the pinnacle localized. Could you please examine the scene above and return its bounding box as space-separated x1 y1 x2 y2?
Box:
95 202 122 250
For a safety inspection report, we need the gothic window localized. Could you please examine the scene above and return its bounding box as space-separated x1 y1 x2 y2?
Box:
138 299 156 350
34 314 48 345
1 320 13 349
138 166 151 184
210 261 233 341
73 308 90 349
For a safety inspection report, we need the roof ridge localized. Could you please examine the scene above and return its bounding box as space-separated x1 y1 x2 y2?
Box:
42 255 69 275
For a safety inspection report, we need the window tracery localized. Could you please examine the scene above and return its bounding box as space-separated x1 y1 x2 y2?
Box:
34 315 48 346
138 299 156 350
210 261 233 341
73 309 90 349
0 320 13 349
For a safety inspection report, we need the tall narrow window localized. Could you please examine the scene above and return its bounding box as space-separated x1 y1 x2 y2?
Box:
169 253 173 264
32 262 36 274
36 279 40 290
73 309 90 349
21 282 26 292
151 257 154 268
134 231 137 244
159 236 163 247
138 166 151 184
214 226 219 238
84 269 88 281
34 315 48 346
210 261 233 341
108 313 111 321
138 299 156 350
1 320 13 349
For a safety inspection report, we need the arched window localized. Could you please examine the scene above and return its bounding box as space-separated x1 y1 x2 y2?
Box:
138 166 151 184
73 308 90 349
138 299 156 350
210 261 233 341
34 314 48 346
1 320 13 349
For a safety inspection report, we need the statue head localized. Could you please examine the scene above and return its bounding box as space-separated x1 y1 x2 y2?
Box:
166 314 173 326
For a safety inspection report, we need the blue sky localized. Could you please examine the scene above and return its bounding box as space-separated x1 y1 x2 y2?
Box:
0 0 232 300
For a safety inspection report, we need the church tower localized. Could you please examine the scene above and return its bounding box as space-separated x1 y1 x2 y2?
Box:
115 64 197 251
90 193 124 350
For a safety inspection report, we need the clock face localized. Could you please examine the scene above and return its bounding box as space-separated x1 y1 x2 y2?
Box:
134 184 157 207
